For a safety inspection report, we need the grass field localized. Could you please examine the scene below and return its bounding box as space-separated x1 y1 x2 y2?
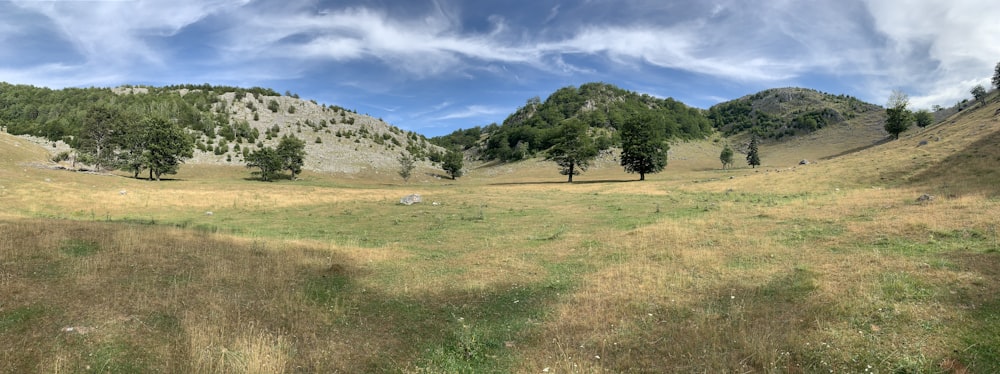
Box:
2 100 999 373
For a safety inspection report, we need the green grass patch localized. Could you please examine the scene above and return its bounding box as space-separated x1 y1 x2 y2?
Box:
59 239 100 257
879 272 935 302
0 305 45 332
759 267 818 301
777 219 844 246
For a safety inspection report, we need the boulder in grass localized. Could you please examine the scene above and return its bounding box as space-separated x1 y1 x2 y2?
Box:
400 194 422 205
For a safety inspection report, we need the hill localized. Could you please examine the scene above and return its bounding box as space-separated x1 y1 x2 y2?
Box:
707 87 884 140
0 83 444 175
431 82 712 161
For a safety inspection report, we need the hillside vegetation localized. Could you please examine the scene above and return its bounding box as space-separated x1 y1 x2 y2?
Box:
1 86 998 372
708 87 884 140
0 83 443 175
432 82 712 161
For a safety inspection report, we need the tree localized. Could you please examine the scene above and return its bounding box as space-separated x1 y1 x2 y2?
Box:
398 152 416 182
276 135 306 180
246 147 282 181
746 136 761 168
113 112 148 179
971 84 988 106
993 61 1000 90
142 117 194 181
441 149 464 180
884 90 911 140
619 113 668 181
546 118 598 182
79 105 125 171
720 144 734 169
914 109 934 128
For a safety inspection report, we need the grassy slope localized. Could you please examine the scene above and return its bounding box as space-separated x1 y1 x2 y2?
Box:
1 96 998 373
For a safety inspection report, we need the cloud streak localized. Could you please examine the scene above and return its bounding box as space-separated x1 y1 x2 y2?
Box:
0 0 998 133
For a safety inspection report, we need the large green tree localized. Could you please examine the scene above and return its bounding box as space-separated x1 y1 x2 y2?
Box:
142 117 194 181
113 112 148 179
246 147 283 182
619 113 668 181
746 136 761 168
546 118 598 182
79 106 125 171
441 149 464 180
720 144 734 169
884 90 911 140
276 135 306 180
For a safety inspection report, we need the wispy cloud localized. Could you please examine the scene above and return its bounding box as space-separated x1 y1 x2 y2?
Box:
432 105 505 121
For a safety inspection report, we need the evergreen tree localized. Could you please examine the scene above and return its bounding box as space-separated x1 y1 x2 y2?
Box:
113 112 148 179
546 118 598 182
619 113 668 181
79 105 125 171
720 144 734 169
884 90 911 140
276 135 306 179
746 136 761 168
143 117 195 181
441 149 464 180
994 61 1000 90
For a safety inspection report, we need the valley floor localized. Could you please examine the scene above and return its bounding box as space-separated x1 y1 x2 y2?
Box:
1 108 999 372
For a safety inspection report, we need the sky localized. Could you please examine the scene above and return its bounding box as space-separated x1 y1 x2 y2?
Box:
1 0 998 137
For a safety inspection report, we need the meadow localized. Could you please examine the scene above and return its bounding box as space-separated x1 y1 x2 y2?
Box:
1 101 998 373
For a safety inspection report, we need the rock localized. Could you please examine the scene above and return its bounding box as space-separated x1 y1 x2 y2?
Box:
400 194 422 206
119 190 127 196
799 159 810 165
916 194 935 203
917 140 928 147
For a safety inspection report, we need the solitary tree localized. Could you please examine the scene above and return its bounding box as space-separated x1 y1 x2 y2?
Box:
619 113 668 181
971 84 988 106
441 149 464 180
276 135 306 179
546 118 598 182
914 109 934 128
746 136 761 168
142 117 194 181
398 152 416 182
884 90 911 140
720 144 734 169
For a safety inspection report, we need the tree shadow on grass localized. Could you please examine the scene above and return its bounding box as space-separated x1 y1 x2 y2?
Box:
489 179 638 186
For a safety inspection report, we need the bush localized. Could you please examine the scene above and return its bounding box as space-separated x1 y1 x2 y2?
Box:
52 151 70 162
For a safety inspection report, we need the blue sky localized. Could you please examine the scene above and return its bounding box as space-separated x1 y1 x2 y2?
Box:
1 0 998 137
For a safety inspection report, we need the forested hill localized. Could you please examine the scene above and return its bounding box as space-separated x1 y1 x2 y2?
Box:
0 83 443 173
707 87 883 140
431 82 712 161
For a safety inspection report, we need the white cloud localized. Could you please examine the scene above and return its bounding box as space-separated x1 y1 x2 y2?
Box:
432 105 505 121
862 0 1000 107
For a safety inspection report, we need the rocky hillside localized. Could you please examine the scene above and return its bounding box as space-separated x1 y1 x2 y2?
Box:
707 87 884 140
0 83 443 174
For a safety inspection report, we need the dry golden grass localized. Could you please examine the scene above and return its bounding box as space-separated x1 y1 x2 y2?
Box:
1 98 999 373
